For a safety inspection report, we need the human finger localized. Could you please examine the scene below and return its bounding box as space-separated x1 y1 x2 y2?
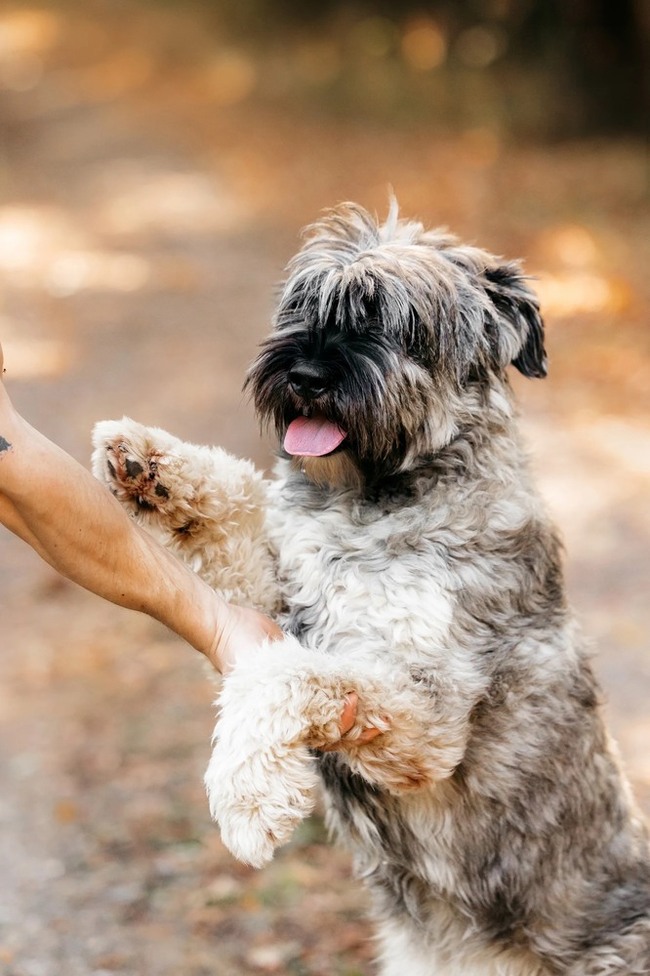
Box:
339 691 358 735
320 692 386 751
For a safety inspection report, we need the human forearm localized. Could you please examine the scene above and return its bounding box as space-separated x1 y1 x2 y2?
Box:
0 366 368 739
0 384 243 667
0 394 157 604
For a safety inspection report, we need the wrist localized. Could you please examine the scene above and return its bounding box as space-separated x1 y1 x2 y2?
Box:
150 559 233 672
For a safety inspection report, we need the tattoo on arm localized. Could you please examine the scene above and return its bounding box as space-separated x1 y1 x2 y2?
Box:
0 435 13 456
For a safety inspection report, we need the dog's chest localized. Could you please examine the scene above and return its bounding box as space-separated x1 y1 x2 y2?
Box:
268 486 455 653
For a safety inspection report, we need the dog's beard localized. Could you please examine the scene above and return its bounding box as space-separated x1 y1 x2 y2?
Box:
290 451 364 491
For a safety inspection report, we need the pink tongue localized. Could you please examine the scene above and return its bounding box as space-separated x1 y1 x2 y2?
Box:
284 416 347 457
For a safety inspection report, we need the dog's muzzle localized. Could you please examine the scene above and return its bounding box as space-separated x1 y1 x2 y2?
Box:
283 361 348 458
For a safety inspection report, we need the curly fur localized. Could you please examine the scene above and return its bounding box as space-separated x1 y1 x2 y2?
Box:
92 202 650 975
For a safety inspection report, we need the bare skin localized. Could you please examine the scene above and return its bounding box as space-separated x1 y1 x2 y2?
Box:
0 341 378 742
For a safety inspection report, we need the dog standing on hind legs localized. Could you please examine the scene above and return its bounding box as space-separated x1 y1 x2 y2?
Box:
92 201 650 975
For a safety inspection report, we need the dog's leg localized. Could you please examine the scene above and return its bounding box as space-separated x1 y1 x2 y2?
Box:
205 635 331 868
206 636 475 866
91 418 280 612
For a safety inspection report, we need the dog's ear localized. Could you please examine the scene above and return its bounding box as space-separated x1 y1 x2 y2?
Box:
483 264 547 378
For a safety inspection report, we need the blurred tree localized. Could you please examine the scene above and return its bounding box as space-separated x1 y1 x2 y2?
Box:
507 0 647 135
182 0 648 137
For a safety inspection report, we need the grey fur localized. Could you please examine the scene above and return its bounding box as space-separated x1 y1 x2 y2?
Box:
94 203 650 975
256 203 650 973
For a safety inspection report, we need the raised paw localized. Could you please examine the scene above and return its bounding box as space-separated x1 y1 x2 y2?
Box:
91 420 279 614
91 418 198 531
204 635 337 866
107 438 170 510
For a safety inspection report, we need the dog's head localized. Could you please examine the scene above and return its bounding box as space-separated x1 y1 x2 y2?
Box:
246 202 546 488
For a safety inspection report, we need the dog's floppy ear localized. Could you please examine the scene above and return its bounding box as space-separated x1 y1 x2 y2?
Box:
483 264 547 378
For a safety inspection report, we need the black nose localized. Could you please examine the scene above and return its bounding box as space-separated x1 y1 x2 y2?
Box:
288 363 329 400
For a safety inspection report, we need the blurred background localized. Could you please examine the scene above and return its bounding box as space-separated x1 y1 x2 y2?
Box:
0 2 648 974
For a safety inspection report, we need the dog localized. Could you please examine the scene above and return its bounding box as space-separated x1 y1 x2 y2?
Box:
92 202 650 975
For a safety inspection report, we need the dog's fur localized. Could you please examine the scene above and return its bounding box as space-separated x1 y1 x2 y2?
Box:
92 202 650 975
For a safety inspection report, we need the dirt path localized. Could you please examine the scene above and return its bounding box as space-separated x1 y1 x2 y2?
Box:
0 4 648 975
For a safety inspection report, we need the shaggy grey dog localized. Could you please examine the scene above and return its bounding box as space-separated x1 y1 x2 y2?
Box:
93 202 650 975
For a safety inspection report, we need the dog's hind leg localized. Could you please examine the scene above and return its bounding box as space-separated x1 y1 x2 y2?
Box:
91 418 280 613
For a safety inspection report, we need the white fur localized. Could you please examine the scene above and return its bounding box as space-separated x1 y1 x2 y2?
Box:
204 628 475 868
376 916 551 976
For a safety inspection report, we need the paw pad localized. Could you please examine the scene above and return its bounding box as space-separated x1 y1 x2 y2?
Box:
105 440 170 513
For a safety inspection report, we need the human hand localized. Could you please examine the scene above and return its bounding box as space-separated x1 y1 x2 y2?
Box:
325 691 384 750
208 602 284 674
208 601 384 746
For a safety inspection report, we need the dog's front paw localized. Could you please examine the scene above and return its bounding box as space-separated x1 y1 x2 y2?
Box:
91 418 198 529
204 636 341 867
205 743 319 868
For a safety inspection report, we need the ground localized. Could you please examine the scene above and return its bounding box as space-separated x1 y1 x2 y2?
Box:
0 4 648 975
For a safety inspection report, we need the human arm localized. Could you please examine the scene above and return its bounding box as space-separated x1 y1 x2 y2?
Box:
0 343 280 672
0 343 376 739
